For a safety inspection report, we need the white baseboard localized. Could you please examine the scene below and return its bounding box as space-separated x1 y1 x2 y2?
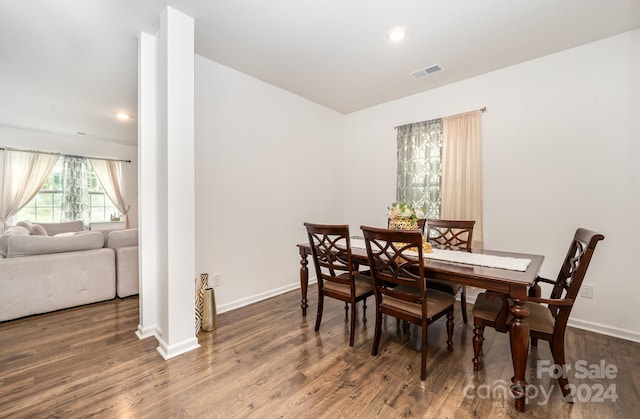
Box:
135 323 156 340
217 278 317 314
567 318 640 344
155 335 200 359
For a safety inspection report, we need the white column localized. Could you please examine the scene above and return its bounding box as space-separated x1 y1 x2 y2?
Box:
136 31 158 339
138 6 199 359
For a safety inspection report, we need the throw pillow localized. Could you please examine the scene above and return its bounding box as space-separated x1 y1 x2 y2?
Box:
16 220 32 230
30 223 48 236
15 220 48 236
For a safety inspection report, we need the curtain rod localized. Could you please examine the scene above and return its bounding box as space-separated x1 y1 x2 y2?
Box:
0 147 132 163
394 106 486 129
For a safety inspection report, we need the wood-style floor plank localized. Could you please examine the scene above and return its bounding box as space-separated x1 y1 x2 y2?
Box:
1 286 639 418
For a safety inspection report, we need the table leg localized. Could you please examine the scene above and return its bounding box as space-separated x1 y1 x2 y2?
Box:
298 249 309 317
509 298 530 412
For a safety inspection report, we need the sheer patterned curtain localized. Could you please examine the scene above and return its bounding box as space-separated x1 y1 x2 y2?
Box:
89 158 130 228
61 156 89 222
441 110 483 248
0 149 59 232
396 119 442 220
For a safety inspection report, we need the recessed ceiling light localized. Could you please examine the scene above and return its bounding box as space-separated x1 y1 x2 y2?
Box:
115 112 130 121
387 27 407 42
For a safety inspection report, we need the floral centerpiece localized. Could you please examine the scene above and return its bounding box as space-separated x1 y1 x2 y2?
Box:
387 202 433 253
387 202 425 230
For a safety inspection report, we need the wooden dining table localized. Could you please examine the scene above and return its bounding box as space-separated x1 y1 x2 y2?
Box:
297 240 544 413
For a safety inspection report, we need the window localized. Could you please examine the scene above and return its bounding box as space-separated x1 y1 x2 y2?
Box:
396 118 443 220
16 157 119 224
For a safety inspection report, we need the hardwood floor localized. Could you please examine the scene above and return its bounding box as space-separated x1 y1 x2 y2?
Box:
1 287 638 418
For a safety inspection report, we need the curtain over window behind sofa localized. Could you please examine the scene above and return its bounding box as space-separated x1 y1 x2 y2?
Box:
0 149 58 232
61 155 89 222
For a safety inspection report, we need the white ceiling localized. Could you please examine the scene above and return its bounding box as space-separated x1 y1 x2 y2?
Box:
2 0 640 146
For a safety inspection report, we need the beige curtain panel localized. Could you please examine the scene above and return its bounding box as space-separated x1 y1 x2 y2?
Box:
0 149 59 232
89 158 130 229
441 110 484 248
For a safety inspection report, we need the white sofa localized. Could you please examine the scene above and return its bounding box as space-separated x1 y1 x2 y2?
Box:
107 228 139 298
0 222 139 322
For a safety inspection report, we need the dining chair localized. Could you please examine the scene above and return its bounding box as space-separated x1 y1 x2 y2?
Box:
471 228 604 400
361 225 454 380
304 222 374 346
424 219 476 323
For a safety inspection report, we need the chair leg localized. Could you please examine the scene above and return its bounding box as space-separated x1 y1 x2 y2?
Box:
460 286 468 323
344 302 349 321
472 323 485 372
421 320 428 380
529 285 540 348
550 338 571 400
372 309 383 356
349 301 357 346
446 309 454 352
314 292 324 332
362 297 367 324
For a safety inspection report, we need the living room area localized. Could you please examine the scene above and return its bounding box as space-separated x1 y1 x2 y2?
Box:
0 147 139 322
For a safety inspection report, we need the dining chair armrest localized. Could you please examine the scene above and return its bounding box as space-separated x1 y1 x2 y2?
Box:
528 297 574 306
534 276 556 286
528 276 555 298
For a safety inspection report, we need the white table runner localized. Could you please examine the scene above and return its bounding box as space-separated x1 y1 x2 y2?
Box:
422 248 531 271
350 238 531 272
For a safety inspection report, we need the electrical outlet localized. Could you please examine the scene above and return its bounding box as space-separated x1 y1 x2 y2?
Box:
581 284 594 299
211 273 221 287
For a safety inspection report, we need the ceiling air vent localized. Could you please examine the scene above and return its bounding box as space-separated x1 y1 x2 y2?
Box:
410 64 443 79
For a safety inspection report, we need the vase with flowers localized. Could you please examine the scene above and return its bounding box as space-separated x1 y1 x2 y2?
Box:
387 202 433 253
387 202 425 230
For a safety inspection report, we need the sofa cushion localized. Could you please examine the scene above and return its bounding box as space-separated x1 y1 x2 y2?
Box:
37 220 84 236
73 229 110 247
6 231 104 258
0 226 30 258
107 228 138 248
0 248 116 322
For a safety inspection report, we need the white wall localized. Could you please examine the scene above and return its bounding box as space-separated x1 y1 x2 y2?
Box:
0 125 138 228
194 55 345 312
343 29 640 341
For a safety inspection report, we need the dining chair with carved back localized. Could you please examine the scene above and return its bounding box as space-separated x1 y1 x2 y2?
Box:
304 222 374 347
471 227 604 400
424 219 476 323
361 225 455 380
